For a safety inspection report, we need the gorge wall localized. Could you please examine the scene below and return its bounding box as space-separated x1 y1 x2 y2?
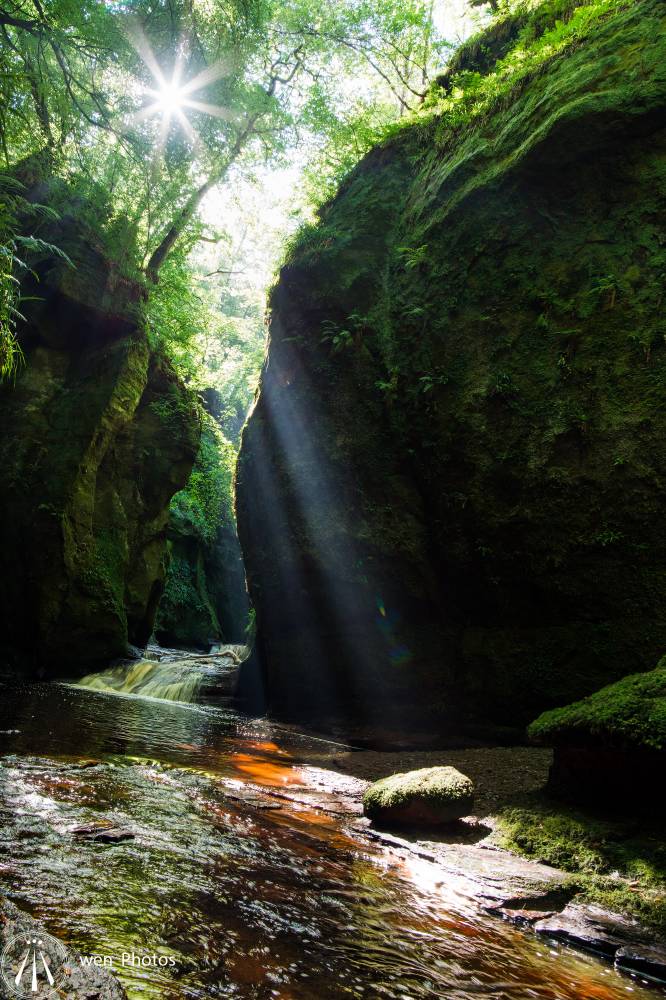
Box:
236 0 666 730
0 182 200 676
155 413 249 649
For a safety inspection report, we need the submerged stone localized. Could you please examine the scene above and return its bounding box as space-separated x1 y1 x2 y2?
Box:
362 766 474 826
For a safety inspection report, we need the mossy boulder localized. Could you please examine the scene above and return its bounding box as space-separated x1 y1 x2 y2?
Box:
529 659 666 752
0 183 200 676
237 0 666 730
363 766 475 826
528 660 666 810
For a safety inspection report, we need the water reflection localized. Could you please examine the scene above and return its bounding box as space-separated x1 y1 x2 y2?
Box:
0 682 662 1000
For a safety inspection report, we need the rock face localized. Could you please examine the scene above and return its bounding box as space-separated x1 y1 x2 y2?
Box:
236 0 666 728
0 185 199 676
155 415 249 648
529 659 666 810
363 766 474 826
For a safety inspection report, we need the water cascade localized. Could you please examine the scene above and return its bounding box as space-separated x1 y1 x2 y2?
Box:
75 645 246 703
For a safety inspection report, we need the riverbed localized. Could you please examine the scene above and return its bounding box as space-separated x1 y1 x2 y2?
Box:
0 679 662 999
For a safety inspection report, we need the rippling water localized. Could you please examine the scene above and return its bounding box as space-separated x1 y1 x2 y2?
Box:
0 681 662 999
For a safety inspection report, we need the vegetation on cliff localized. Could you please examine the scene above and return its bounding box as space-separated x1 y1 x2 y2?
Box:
496 801 666 935
156 413 249 646
238 0 666 725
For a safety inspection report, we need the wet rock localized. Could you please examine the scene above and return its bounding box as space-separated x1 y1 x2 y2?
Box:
363 766 474 826
534 902 645 958
363 829 576 920
71 821 134 843
615 943 666 984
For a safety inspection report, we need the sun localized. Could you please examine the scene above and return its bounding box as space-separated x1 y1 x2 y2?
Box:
153 79 186 115
125 22 236 153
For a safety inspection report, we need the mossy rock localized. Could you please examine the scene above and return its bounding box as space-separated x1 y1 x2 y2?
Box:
362 766 475 826
0 183 200 675
237 0 666 730
528 659 666 752
155 413 250 647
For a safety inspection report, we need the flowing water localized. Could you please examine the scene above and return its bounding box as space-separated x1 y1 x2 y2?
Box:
75 646 244 702
0 670 663 1000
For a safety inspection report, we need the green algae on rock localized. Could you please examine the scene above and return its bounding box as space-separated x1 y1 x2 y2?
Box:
363 766 475 826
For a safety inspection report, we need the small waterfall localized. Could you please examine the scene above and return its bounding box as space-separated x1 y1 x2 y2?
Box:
76 646 246 703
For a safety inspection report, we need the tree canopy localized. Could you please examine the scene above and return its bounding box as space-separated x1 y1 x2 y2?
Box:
0 0 471 401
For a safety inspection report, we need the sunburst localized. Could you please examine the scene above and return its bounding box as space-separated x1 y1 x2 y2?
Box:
125 21 237 156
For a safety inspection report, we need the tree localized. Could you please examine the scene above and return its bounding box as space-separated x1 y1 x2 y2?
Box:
0 0 451 281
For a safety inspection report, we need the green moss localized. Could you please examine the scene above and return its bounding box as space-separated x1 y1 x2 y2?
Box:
168 414 235 546
155 410 248 646
155 543 220 646
363 766 474 821
495 799 666 935
528 660 666 750
244 0 666 724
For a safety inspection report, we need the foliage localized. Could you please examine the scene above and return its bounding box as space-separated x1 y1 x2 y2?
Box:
0 0 452 408
170 414 236 546
0 174 70 381
0 0 451 281
421 0 622 131
528 661 666 751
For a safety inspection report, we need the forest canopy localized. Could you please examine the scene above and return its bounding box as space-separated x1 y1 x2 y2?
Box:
0 0 472 413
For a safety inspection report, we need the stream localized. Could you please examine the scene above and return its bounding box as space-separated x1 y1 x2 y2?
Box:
0 658 663 1000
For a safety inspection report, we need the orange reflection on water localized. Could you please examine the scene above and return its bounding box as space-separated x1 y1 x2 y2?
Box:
231 752 301 787
242 739 290 756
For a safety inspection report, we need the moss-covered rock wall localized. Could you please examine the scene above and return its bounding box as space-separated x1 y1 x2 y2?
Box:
236 0 666 729
0 192 200 676
154 414 249 648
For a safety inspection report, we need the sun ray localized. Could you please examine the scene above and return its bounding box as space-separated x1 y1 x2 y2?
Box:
125 20 166 89
154 108 173 167
179 57 235 96
125 100 163 128
181 99 238 122
174 108 202 150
